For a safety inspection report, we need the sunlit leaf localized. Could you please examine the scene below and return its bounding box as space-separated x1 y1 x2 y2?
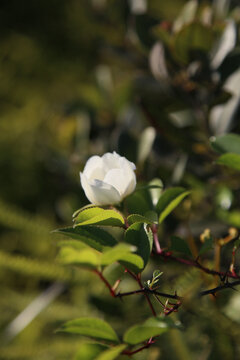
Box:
217 153 240 171
58 318 119 344
58 247 100 268
123 316 180 345
156 187 190 223
74 207 125 227
101 244 144 274
74 343 108 360
210 133 240 154
95 344 127 360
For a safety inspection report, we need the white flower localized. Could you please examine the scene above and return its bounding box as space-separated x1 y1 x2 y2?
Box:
80 152 136 205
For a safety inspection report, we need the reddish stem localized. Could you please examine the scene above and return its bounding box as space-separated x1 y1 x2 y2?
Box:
157 251 240 279
123 338 155 356
152 225 161 254
125 270 156 316
94 270 116 297
136 274 157 317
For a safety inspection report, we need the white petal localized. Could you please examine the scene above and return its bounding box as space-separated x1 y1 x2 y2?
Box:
124 171 136 197
90 180 121 205
80 172 99 204
83 155 105 180
119 156 136 171
103 169 128 197
102 152 121 172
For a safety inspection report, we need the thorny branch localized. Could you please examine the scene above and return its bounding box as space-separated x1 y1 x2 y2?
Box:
157 250 240 280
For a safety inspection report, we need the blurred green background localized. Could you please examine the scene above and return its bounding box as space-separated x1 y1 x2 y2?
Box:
1 0 240 359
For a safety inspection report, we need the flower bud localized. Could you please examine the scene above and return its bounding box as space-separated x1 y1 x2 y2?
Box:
80 152 136 205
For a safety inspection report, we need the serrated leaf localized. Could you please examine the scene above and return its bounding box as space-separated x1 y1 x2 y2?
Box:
156 187 190 223
199 236 214 256
74 207 125 227
95 344 127 360
58 247 100 268
58 318 119 344
211 133 240 154
127 214 154 225
74 343 108 360
73 204 99 219
170 236 192 257
125 223 153 269
101 244 144 274
123 316 179 345
217 153 240 171
54 226 117 252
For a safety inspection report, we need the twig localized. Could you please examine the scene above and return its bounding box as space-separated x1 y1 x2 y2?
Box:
123 337 155 356
199 279 240 297
94 270 116 297
157 250 240 279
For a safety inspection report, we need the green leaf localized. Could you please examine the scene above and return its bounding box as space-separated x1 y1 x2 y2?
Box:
54 226 117 252
125 223 153 269
127 214 155 225
74 207 125 227
173 22 214 64
95 344 127 360
58 318 119 344
101 244 144 274
125 190 153 216
153 270 163 279
210 133 240 154
123 316 179 345
170 236 192 257
74 343 108 360
156 187 190 223
217 153 240 171
72 204 99 219
199 236 214 256
58 247 100 268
